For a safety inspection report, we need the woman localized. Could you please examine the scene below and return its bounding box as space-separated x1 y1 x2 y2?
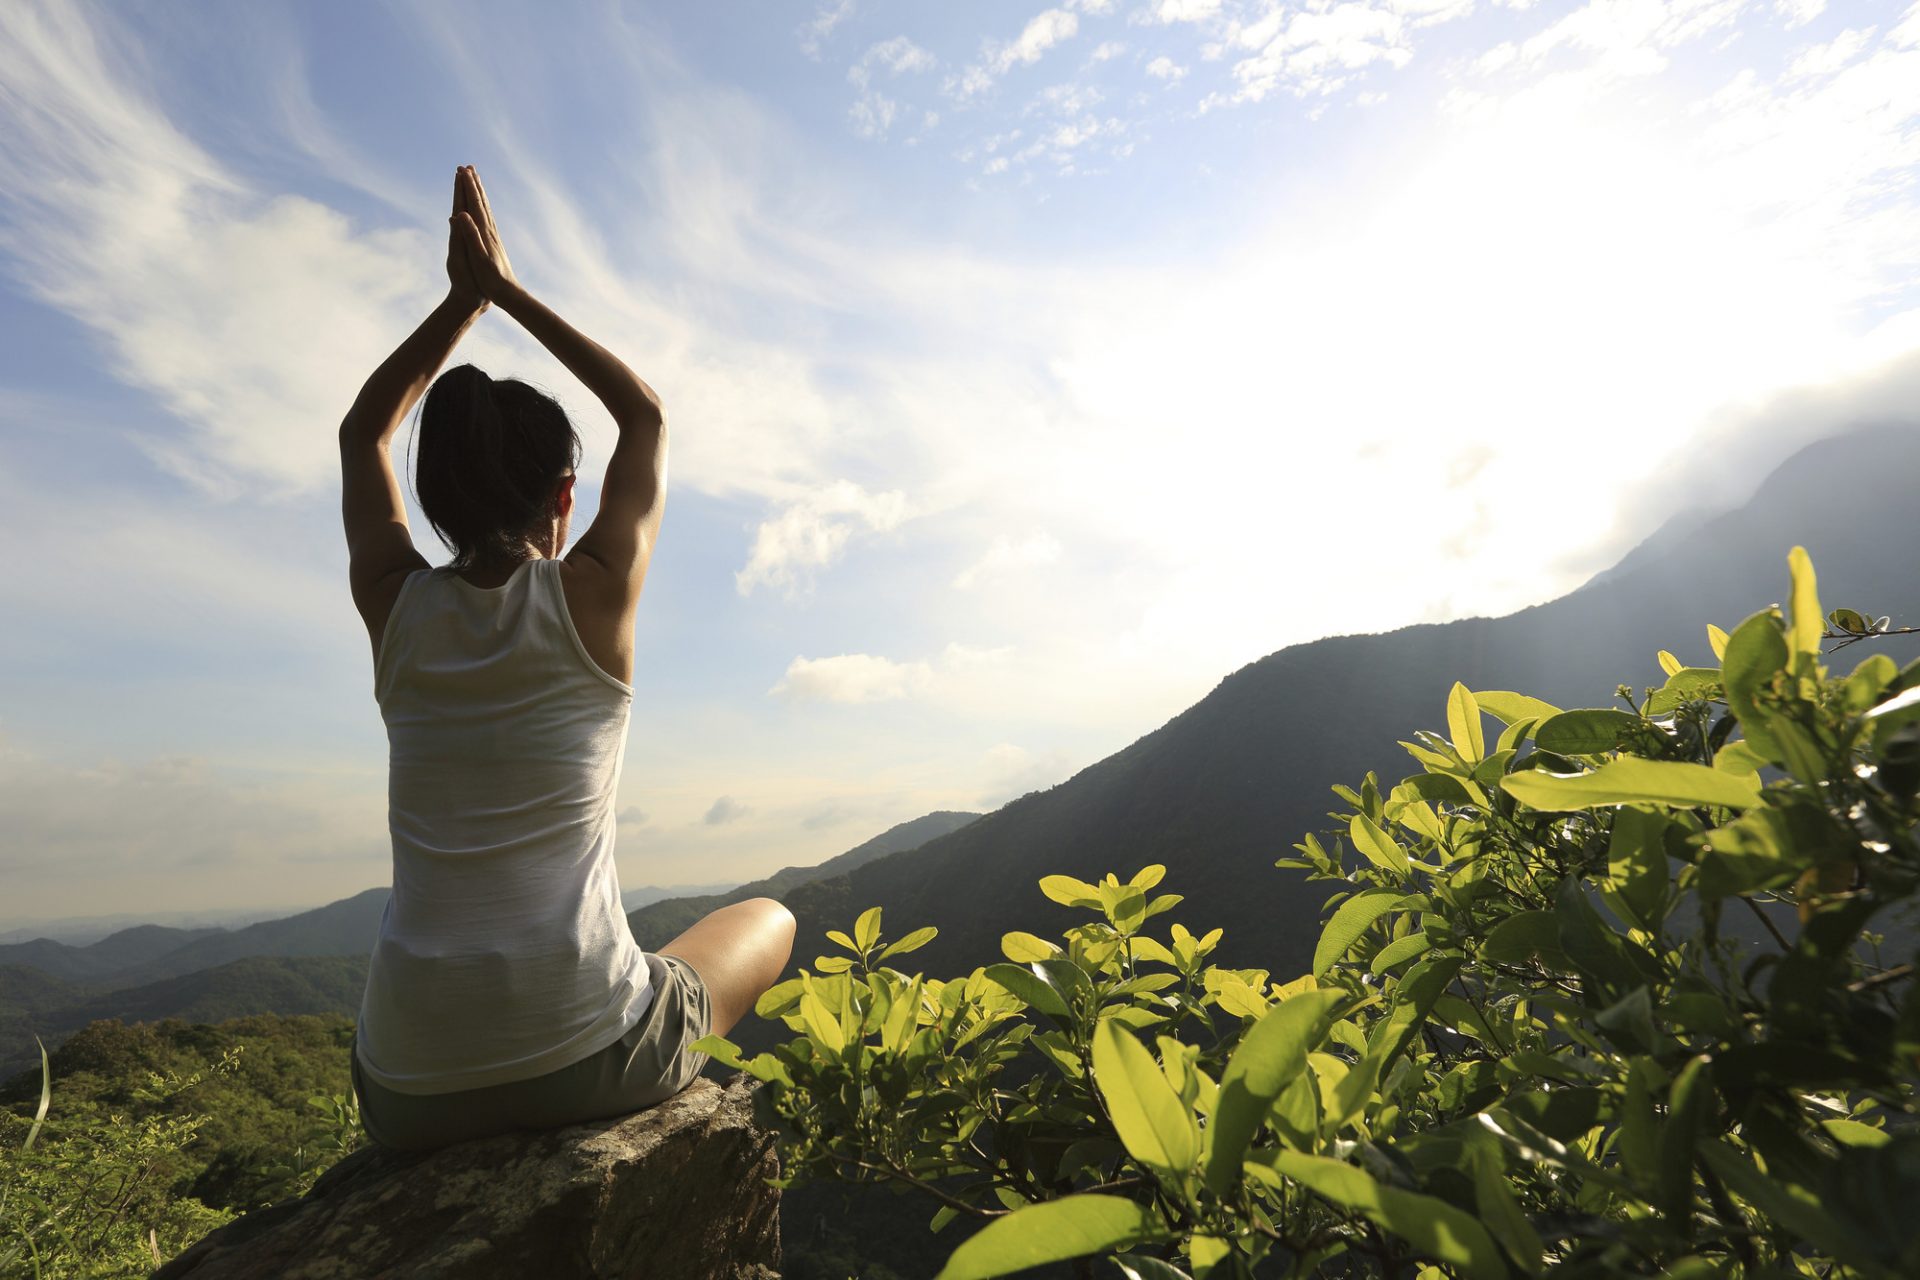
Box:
336 165 795 1151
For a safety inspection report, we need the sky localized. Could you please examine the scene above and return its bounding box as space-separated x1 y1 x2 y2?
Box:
2 0 1918 924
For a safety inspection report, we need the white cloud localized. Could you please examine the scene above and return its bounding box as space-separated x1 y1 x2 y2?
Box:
1776 0 1826 28
1154 0 1223 22
1001 9 1081 70
1226 2 1419 100
850 91 900 137
772 653 933 702
952 9 1081 98
1089 40 1128 61
800 0 855 57
1146 55 1189 80
770 643 1015 704
704 795 749 825
617 806 650 827
849 35 936 87
1785 26 1874 79
953 532 1064 589
847 36 935 139
734 480 912 597
1507 0 1753 77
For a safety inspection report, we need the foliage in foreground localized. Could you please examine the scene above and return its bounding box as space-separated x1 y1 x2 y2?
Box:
699 547 1920 1279
0 1017 363 1279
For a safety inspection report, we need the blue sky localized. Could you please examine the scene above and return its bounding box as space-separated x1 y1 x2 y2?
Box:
3 0 1919 922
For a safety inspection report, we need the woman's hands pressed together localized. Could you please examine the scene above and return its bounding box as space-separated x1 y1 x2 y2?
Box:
449 164 521 306
445 167 491 313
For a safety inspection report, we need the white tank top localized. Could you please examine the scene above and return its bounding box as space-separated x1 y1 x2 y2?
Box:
356 556 654 1095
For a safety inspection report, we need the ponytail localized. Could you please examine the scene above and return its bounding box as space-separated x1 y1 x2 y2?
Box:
413 364 582 569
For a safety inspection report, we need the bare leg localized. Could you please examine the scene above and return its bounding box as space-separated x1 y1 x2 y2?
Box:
656 897 796 1039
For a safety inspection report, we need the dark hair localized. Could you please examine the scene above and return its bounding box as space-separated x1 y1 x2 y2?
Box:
412 364 582 570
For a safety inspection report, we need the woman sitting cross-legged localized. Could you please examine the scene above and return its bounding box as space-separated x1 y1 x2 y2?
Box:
336 164 794 1151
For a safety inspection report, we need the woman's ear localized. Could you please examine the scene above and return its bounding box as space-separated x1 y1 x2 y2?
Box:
554 472 576 519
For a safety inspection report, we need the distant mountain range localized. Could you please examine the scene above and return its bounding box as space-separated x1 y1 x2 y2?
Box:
6 425 1917 1091
621 882 741 912
627 811 982 949
0 957 368 1079
0 818 979 1081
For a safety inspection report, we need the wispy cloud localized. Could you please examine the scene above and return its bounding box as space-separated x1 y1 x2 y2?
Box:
735 481 912 597
848 35 937 138
951 8 1082 99
800 0 855 58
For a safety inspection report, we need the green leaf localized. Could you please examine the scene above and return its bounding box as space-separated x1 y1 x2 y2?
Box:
1001 931 1061 963
1040 875 1102 908
1471 1147 1543 1275
1697 1141 1898 1279
1350 814 1411 877
1474 690 1562 726
1130 864 1168 890
1479 911 1565 966
935 1195 1166 1280
984 962 1072 1021
691 1035 789 1085
1657 1056 1711 1234
1203 988 1348 1192
812 954 854 974
1448 681 1485 763
1788 545 1823 663
1822 1118 1890 1148
1264 1151 1508 1280
1722 610 1789 761
1092 1018 1199 1175
1712 740 1768 774
1500 757 1761 811
825 929 859 952
1313 889 1409 977
754 977 806 1018
1532 708 1641 755
1366 955 1462 1075
1646 668 1721 716
800 989 846 1053
878 926 938 961
1370 931 1432 973
854 906 883 952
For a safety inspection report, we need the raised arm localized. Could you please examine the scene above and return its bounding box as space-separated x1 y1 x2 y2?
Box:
338 170 490 663
451 166 667 602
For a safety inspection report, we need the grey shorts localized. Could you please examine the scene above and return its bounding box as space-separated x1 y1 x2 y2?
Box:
351 951 713 1152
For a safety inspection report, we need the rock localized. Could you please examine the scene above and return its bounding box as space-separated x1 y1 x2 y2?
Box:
156 1074 781 1280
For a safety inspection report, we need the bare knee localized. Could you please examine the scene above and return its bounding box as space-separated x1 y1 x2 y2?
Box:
743 897 796 962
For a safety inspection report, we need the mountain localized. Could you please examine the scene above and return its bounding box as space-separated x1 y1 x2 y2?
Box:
115 889 389 987
621 882 741 912
627 811 983 950
0 925 226 984
0 956 368 1079
721 425 1920 1055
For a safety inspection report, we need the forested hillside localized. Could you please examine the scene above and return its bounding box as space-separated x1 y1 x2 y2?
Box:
732 425 1920 1061
0 958 366 1079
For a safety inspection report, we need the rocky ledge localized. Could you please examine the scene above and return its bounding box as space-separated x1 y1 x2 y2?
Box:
156 1073 780 1279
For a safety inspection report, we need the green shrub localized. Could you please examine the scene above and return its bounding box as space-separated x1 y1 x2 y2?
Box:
0 1043 235 1279
699 547 1920 1279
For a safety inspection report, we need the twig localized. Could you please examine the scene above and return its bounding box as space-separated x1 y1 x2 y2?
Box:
1846 962 1914 993
1739 896 1791 952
